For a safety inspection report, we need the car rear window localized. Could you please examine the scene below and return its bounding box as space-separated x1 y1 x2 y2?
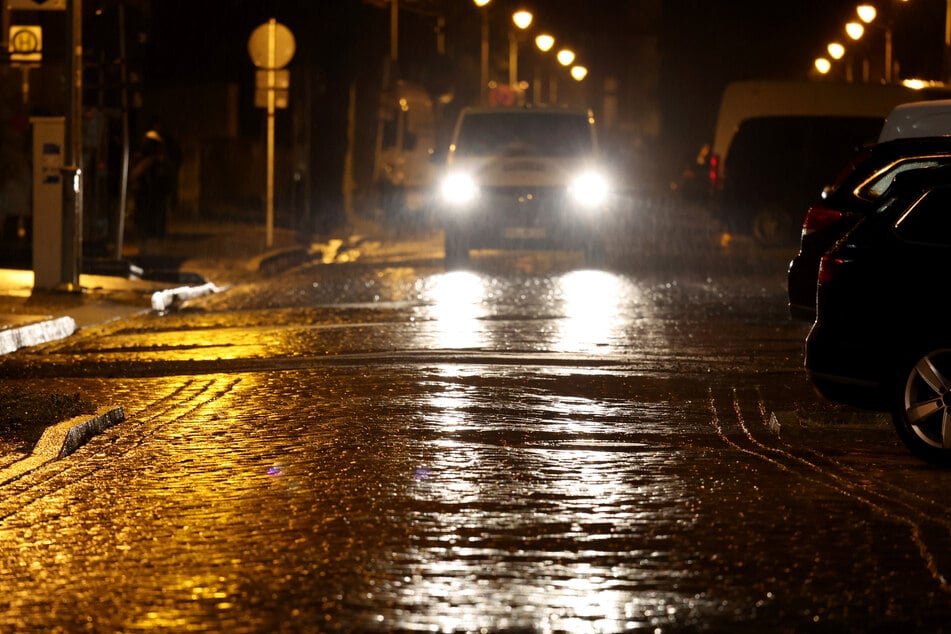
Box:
454 112 593 158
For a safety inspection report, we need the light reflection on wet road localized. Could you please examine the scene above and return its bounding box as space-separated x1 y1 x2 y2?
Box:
1 253 950 631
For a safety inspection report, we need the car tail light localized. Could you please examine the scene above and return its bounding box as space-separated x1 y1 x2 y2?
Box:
816 254 845 285
708 154 719 189
801 204 845 237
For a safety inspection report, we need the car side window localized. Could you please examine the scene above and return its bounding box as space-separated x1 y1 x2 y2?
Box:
862 159 946 199
894 185 951 245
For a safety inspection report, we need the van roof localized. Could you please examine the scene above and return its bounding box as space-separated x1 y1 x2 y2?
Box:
878 99 951 142
711 81 944 161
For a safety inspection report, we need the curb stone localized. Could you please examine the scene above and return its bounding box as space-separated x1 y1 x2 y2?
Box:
57 406 126 458
0 406 124 485
150 282 222 311
0 316 77 355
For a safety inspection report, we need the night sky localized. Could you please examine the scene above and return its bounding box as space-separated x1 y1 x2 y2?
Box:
659 1 946 141
138 0 950 172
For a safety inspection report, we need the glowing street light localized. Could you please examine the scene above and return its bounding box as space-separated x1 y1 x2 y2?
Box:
815 57 832 74
512 10 533 30
857 4 877 24
546 49 575 105
851 3 899 84
532 34 555 104
828 42 845 60
846 21 865 40
535 34 554 52
570 65 588 81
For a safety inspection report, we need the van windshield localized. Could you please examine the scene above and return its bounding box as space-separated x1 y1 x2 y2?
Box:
454 112 593 158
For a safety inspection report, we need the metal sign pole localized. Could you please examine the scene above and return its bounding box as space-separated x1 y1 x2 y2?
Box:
248 19 294 250
61 0 82 291
115 0 130 260
267 79 275 249
266 20 276 249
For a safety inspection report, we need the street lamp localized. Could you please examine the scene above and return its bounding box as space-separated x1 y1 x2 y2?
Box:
857 4 877 24
845 21 865 40
549 48 575 104
852 4 897 84
473 0 492 104
570 65 588 81
534 34 555 104
509 9 533 91
844 20 867 82
557 48 575 66
819 42 845 80
513 9 532 30
860 3 896 83
535 33 554 52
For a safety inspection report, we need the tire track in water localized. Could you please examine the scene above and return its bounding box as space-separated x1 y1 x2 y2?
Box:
707 385 951 593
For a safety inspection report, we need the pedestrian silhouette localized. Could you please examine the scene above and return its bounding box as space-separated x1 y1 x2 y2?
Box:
130 128 171 240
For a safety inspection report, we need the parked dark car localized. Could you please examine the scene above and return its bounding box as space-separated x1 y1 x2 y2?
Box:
804 164 951 464
787 136 951 321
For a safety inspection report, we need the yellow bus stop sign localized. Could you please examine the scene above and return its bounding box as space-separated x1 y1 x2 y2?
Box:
9 25 41 63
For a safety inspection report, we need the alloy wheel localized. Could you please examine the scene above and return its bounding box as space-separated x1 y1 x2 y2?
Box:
894 348 951 464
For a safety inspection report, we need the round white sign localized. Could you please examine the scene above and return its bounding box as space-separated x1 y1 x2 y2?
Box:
248 20 295 69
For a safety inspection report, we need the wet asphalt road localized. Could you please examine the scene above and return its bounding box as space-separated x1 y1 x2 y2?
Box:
1 204 950 632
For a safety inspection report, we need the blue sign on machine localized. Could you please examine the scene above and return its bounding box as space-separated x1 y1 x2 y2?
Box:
41 142 60 183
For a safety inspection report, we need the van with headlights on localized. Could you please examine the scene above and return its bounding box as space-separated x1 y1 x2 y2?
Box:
435 106 612 265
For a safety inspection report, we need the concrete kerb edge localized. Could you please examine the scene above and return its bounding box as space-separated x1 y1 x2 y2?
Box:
0 406 125 485
57 406 126 458
151 281 222 311
0 316 77 355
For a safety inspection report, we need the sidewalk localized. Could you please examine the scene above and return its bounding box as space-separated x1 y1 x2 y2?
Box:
0 213 396 476
0 215 351 356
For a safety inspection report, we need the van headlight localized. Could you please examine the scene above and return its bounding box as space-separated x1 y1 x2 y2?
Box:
439 172 479 207
568 170 610 208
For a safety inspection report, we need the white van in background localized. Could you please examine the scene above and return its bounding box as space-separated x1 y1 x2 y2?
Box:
878 99 951 142
708 80 951 244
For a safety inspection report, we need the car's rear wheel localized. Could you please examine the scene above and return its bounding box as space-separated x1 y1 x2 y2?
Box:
892 348 951 464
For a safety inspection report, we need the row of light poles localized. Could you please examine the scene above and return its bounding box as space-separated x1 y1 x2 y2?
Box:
813 3 899 83
810 1 949 85
473 0 588 106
